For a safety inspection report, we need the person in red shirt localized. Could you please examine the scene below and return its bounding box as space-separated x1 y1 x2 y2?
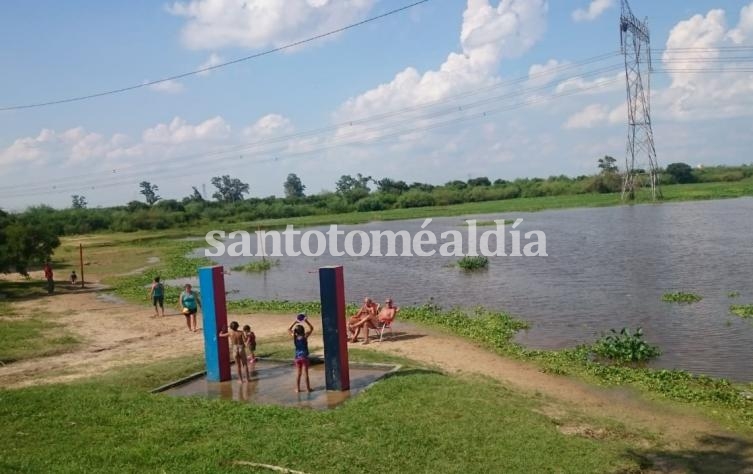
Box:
43 261 54 294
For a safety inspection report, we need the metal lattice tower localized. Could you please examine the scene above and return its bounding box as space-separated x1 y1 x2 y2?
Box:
620 0 661 200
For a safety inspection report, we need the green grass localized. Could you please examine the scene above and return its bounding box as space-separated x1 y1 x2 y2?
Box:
0 357 644 473
0 304 80 363
731 305 753 319
457 255 489 271
231 259 279 273
662 292 703 304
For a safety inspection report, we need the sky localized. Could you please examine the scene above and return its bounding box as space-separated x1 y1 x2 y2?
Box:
1 0 751 211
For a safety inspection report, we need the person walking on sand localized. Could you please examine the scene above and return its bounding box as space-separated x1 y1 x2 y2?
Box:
219 321 250 382
289 315 314 393
43 261 54 294
148 277 165 317
179 283 201 332
70 270 77 285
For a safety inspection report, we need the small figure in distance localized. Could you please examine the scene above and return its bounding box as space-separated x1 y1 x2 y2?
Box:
219 321 250 383
243 324 257 364
148 276 165 318
70 270 77 285
289 314 314 393
43 261 54 295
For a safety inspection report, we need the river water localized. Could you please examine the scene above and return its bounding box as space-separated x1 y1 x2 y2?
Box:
185 198 753 381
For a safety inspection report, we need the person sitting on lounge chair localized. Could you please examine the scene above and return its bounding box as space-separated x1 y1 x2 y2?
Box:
348 297 378 343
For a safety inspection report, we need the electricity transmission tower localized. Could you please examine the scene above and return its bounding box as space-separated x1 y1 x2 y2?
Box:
620 0 661 200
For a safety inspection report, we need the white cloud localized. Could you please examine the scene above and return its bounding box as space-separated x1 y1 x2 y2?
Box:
572 0 613 22
0 128 140 168
167 0 376 50
563 104 609 129
147 79 186 94
528 59 567 86
554 71 623 95
142 116 231 144
336 0 548 121
242 114 294 139
197 53 223 76
659 2 753 120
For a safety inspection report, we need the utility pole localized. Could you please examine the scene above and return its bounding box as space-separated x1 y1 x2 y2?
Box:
620 0 661 200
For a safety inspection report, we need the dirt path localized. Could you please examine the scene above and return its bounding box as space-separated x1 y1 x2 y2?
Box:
2 289 752 466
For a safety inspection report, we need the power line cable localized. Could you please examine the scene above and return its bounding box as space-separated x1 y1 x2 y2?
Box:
0 0 430 112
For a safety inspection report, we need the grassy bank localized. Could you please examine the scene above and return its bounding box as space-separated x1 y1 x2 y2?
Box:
0 302 80 364
228 178 753 230
0 356 649 473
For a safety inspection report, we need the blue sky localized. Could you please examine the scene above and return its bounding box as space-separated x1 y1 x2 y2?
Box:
1 0 751 210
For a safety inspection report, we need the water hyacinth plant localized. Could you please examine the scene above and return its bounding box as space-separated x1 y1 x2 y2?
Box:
730 305 753 319
592 328 661 363
457 256 489 271
661 292 703 304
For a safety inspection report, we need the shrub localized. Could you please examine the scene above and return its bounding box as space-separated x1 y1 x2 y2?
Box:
457 256 489 271
592 328 661 363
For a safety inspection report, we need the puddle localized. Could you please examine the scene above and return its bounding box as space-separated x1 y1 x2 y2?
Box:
157 359 396 409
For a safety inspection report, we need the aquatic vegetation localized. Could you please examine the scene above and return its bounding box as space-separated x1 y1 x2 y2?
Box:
730 305 753 319
457 256 489 271
592 328 661 363
728 291 741 298
661 291 703 304
231 259 278 273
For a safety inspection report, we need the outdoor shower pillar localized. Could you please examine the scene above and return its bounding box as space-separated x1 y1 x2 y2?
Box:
198 265 231 382
319 266 350 391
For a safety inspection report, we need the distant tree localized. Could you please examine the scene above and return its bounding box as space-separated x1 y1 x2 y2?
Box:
665 162 695 183
71 195 87 209
493 179 509 186
283 173 306 199
182 186 204 203
376 178 409 195
335 174 371 203
467 177 491 187
408 182 435 193
598 155 618 174
0 210 60 275
139 181 161 205
445 180 467 189
211 175 250 202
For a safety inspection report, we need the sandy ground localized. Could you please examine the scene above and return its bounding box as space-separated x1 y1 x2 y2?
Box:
2 287 752 468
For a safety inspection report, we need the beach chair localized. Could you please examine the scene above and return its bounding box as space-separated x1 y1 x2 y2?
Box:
376 318 395 342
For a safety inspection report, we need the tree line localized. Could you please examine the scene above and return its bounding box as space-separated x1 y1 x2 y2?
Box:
1 161 751 274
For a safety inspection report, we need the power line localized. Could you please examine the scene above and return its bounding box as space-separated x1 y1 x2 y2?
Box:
1 75 623 199
0 0 430 112
0 53 623 192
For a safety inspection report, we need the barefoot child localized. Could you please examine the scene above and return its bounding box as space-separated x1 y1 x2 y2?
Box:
288 315 313 393
219 321 250 382
243 324 256 363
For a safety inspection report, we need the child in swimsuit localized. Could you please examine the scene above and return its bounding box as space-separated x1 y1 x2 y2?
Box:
219 321 250 382
288 315 314 393
243 324 257 363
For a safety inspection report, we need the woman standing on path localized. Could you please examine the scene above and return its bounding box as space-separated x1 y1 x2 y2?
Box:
179 283 201 332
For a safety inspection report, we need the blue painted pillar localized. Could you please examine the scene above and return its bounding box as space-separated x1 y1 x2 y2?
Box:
319 266 350 391
199 266 231 382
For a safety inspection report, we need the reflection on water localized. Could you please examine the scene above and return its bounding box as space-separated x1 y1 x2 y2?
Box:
161 360 393 409
176 198 753 381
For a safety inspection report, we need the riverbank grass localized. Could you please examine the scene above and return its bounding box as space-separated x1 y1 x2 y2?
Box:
231 259 279 273
0 302 80 364
0 356 644 473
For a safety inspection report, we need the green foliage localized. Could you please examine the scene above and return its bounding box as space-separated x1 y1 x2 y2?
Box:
457 255 489 270
662 291 703 304
0 309 80 363
592 328 661 363
0 209 60 275
283 173 306 199
730 305 753 319
597 155 618 174
230 259 278 273
139 181 160 205
665 162 695 184
728 291 741 298
211 174 250 202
